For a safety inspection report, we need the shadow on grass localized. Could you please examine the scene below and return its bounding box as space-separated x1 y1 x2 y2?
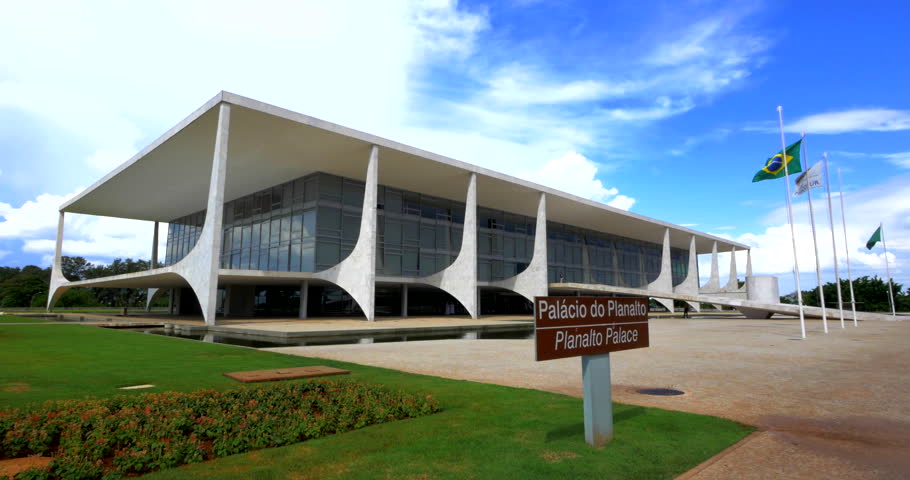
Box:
545 406 646 442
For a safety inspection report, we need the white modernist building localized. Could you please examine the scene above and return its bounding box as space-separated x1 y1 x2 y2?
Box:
48 92 771 325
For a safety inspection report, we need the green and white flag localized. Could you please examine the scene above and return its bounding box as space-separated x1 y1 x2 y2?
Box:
866 226 883 250
794 161 823 197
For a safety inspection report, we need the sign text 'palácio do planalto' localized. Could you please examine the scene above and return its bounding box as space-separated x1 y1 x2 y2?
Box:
535 296 649 361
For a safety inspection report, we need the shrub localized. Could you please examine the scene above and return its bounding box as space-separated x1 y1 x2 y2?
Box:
0 380 439 479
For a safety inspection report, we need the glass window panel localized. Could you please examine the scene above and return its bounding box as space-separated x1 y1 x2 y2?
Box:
385 190 402 214
269 247 280 271
223 230 232 253
291 214 303 241
419 254 434 276
249 250 259 270
403 221 419 245
283 183 293 209
240 249 250 270
303 210 316 238
420 226 435 249
452 228 463 251
342 214 360 242
259 251 269 270
289 243 301 272
403 247 419 273
251 223 260 248
318 206 342 234
385 220 402 246
242 225 252 250
436 254 449 271
384 253 401 276
304 178 318 202
277 245 289 271
258 221 269 248
302 246 315 272
270 218 281 245
316 240 340 267
343 181 364 207
479 261 492 281
232 226 242 252
231 253 241 269
436 225 449 250
271 186 283 209
280 216 291 244
293 178 306 201
479 233 492 255
320 175 343 202
504 237 515 258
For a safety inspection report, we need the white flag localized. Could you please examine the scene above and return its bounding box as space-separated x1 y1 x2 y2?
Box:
794 161 823 197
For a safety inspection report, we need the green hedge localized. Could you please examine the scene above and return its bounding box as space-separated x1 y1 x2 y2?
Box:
1 380 440 479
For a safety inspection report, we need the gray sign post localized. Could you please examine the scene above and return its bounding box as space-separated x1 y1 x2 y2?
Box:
582 353 613 447
534 296 649 448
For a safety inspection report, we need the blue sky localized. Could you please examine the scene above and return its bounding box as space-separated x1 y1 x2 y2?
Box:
0 0 907 295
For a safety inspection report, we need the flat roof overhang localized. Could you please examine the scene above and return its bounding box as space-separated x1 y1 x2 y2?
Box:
60 91 748 254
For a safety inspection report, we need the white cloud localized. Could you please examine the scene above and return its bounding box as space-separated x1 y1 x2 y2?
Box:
785 109 910 134
0 250 10 260
679 223 699 227
518 151 635 208
832 150 910 169
697 176 910 291
412 0 489 57
485 64 633 106
1 189 166 264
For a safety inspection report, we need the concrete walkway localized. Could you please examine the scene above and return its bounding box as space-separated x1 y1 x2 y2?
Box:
266 316 910 479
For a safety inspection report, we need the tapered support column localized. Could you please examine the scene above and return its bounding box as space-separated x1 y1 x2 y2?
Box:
313 145 379 320
647 228 674 312
421 173 479 318
746 250 753 277
489 192 549 302
702 241 720 291
146 222 160 312
180 103 232 326
401 284 408 318
724 247 738 290
46 211 70 310
673 234 701 312
298 280 309 319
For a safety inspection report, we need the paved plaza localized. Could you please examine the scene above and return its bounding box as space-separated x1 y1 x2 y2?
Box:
267 316 910 479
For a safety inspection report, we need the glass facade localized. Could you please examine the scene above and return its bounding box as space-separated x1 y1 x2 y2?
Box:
164 211 204 265
376 186 465 277
547 223 688 288
477 207 535 281
163 171 689 288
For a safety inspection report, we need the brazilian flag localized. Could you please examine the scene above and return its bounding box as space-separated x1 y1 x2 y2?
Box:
752 139 803 182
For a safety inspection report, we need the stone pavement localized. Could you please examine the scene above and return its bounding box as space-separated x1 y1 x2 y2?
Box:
266 316 910 479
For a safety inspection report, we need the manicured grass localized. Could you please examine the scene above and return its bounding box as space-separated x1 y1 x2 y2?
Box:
0 315 52 324
0 324 752 479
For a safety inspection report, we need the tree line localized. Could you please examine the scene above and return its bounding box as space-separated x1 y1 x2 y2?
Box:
781 276 909 312
0 257 165 308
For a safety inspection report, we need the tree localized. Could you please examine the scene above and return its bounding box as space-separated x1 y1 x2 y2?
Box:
61 256 93 281
783 276 906 313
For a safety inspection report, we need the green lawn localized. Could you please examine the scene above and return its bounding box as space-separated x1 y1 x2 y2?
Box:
0 321 752 479
0 315 52 324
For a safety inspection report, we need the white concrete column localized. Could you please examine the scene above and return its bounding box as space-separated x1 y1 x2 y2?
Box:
401 284 408 318
725 247 738 290
298 280 309 319
746 249 753 277
151 221 159 268
646 228 673 312
421 173 479 318
489 192 549 302
313 145 379 320
46 211 70 310
179 102 231 326
673 235 701 313
702 241 720 291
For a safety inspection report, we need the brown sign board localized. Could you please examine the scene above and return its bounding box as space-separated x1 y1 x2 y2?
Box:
535 296 650 361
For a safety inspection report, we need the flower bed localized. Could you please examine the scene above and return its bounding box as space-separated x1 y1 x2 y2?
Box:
0 380 440 479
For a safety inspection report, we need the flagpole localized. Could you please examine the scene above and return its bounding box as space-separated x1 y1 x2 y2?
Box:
801 135 827 333
822 153 845 328
880 222 897 318
837 168 858 325
779 107 806 338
